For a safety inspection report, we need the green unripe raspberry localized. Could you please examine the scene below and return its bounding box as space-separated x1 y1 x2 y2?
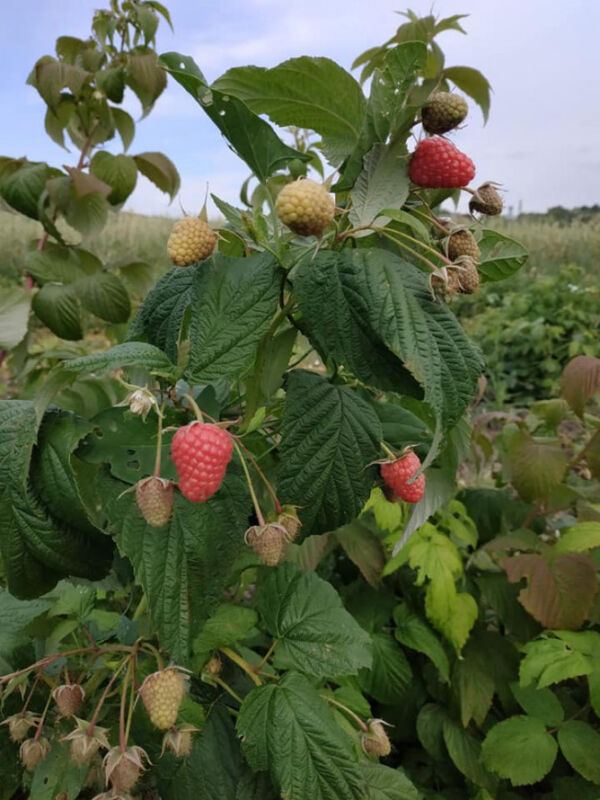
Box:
422 91 468 134
167 217 216 266
447 229 480 262
276 179 335 237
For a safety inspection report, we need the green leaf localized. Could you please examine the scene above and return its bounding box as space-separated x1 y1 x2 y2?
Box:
478 230 528 282
63 342 178 380
504 428 567 502
128 265 194 361
257 563 372 678
90 151 138 204
277 370 382 535
360 763 421 800
0 161 61 219
335 520 385 588
133 151 180 200
509 682 564 727
193 604 259 666
393 603 450 682
30 740 87 800
112 107 135 151
126 51 166 113
96 65 125 102
160 53 309 181
557 720 600 784
453 638 496 727
0 401 110 598
555 522 600 553
295 249 482 428
24 246 93 285
64 190 109 236
157 706 248 800
187 252 279 382
443 66 491 122
213 57 366 166
76 270 131 323
30 409 109 538
32 283 83 340
0 287 30 350
520 637 593 688
481 716 558 786
92 463 250 663
503 551 597 630
357 632 411 704
0 588 51 667
237 672 364 800
349 139 409 229
442 717 496 792
416 703 447 761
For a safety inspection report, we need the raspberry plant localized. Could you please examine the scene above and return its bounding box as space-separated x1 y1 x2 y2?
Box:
3 7 600 800
0 0 179 367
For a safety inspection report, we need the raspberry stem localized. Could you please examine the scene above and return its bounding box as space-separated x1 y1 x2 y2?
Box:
232 440 265 526
376 226 452 266
219 647 262 687
21 675 40 716
182 393 204 422
234 437 282 515
380 442 397 460
153 403 166 477
88 656 130 736
258 639 279 671
377 229 444 271
320 695 368 732
33 691 53 743
213 676 243 704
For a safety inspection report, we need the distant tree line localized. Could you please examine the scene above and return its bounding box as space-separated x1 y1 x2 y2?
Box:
518 205 600 224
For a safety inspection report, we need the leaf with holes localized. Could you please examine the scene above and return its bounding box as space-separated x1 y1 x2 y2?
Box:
160 53 309 181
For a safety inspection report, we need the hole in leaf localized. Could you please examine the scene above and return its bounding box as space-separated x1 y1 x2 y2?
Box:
126 459 140 470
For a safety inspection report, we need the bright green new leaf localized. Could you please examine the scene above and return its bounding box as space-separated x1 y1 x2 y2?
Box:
555 522 600 553
393 603 450 682
520 637 593 688
481 716 558 786
257 563 372 678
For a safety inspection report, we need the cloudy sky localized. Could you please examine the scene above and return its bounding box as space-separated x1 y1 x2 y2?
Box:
0 1 597 217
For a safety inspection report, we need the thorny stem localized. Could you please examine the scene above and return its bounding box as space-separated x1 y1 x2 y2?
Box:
320 695 368 732
232 440 265 526
0 645 134 685
88 656 131 736
125 655 137 744
33 692 54 743
119 658 132 751
219 647 262 687
21 676 41 715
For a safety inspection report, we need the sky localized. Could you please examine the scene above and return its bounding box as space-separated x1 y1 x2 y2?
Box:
0 0 598 217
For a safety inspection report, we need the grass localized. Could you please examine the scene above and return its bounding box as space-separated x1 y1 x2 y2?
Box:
2 209 599 285
0 209 175 285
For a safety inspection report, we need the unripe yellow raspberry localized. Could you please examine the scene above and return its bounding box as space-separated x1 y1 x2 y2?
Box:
167 217 217 266
275 179 335 237
139 667 187 730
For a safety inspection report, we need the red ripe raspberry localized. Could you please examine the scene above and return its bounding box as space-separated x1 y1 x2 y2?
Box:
171 422 233 502
380 451 425 503
409 137 475 188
